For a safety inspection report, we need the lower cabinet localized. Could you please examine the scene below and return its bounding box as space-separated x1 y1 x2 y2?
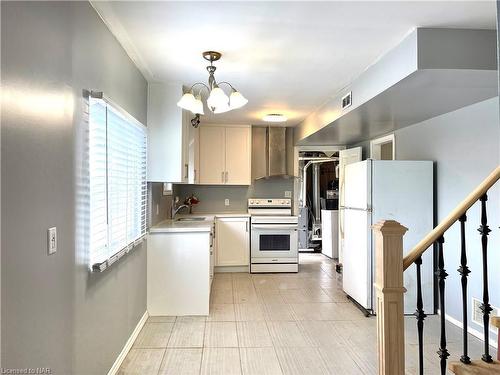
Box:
215 217 250 266
147 230 211 316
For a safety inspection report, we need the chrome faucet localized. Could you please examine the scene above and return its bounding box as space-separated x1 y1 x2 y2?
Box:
171 196 190 218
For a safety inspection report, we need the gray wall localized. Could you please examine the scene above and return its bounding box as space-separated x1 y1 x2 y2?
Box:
352 97 500 340
174 179 295 213
1 2 148 374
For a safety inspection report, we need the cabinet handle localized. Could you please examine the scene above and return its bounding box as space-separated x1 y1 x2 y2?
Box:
221 171 224 183
194 169 197 183
246 220 248 232
184 164 189 179
225 171 228 183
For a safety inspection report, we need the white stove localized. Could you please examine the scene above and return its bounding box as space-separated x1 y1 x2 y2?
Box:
248 199 298 273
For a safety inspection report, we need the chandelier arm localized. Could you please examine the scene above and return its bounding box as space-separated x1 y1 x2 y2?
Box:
189 82 211 95
217 81 237 91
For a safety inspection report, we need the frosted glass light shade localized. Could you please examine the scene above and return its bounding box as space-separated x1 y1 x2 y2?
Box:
177 92 196 111
229 90 248 109
191 95 204 115
214 101 231 114
207 87 229 111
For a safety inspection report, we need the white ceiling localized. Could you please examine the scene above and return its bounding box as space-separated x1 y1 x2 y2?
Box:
92 1 496 126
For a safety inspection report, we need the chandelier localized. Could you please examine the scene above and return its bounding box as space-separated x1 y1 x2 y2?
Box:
177 51 248 116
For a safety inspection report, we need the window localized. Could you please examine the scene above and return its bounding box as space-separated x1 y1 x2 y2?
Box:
88 97 147 271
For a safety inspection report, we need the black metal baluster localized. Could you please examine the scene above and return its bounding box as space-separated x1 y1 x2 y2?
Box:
436 236 449 375
478 194 493 363
414 256 427 375
458 214 471 364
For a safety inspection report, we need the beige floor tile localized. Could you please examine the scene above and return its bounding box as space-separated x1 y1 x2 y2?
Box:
201 348 242 375
148 316 177 323
264 303 296 321
168 322 205 348
237 321 273 347
207 303 236 321
318 346 365 375
133 322 174 348
257 290 285 304
118 348 164 374
240 347 283 375
212 277 233 291
267 321 313 347
234 303 266 321
274 347 329 375
211 288 234 304
204 322 239 347
158 348 202 375
297 321 346 347
175 315 207 323
234 286 259 303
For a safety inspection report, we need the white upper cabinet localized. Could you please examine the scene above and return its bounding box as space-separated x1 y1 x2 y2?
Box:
198 124 251 185
199 126 226 184
147 83 198 183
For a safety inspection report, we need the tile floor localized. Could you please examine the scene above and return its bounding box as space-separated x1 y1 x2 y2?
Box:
119 253 496 375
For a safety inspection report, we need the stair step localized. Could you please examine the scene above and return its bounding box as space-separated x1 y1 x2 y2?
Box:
449 360 500 375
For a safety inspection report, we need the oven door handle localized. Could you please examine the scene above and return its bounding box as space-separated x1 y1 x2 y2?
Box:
251 224 298 230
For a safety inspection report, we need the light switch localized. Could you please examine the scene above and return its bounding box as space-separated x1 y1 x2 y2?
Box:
224 199 230 206
47 227 57 255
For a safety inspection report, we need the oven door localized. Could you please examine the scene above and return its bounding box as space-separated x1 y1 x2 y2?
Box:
251 224 298 261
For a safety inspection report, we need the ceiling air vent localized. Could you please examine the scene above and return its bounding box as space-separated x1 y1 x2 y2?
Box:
341 91 352 109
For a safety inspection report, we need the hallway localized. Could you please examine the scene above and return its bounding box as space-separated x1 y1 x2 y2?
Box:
119 253 495 374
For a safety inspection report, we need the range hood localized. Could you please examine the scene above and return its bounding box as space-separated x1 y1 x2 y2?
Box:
252 127 294 179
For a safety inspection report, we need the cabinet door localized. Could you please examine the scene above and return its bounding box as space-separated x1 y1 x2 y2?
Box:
216 218 249 266
199 126 225 184
147 83 185 182
188 124 199 184
225 126 251 185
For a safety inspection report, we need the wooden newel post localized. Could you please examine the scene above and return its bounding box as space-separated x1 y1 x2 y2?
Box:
373 220 408 375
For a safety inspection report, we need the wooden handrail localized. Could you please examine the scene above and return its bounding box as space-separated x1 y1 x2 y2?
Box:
403 165 500 271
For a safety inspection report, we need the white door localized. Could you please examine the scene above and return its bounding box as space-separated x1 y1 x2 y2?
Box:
225 127 251 185
338 147 362 265
199 126 225 184
216 218 250 266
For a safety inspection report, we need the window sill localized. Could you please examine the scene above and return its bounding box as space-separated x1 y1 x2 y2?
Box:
91 235 146 273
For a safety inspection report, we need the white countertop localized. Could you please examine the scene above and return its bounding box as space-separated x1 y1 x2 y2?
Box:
149 218 214 233
149 212 250 233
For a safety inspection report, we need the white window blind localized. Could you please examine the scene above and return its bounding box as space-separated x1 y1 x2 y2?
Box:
89 97 147 271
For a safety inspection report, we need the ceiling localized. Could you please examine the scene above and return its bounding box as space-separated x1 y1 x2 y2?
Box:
92 1 496 126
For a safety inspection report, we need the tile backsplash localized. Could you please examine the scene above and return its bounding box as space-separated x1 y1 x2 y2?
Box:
173 177 295 213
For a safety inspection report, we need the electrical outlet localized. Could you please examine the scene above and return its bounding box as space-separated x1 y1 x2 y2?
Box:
47 227 57 255
225 199 230 206
285 191 292 198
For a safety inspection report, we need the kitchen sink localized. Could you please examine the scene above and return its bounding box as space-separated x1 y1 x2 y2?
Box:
175 217 206 222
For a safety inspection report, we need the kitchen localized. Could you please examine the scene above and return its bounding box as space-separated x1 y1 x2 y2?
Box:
2 1 499 375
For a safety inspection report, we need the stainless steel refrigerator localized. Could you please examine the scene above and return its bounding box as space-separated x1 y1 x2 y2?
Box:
342 160 434 314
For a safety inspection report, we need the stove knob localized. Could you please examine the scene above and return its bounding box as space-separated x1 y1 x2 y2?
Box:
250 200 254 205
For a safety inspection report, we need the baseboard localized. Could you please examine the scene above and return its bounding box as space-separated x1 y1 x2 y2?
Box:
107 310 149 375
215 266 249 273
444 312 498 350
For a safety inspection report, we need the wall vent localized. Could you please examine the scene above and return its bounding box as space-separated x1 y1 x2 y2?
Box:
472 297 499 332
341 92 352 109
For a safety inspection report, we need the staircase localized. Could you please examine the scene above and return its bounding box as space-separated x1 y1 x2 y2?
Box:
374 166 500 375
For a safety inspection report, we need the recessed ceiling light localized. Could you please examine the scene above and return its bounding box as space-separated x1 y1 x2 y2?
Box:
263 114 287 122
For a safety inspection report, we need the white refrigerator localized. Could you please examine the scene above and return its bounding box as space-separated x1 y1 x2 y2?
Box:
342 160 434 314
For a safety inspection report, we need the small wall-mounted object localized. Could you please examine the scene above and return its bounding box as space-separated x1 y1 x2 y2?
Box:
341 91 352 110
47 227 57 255
162 183 173 196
